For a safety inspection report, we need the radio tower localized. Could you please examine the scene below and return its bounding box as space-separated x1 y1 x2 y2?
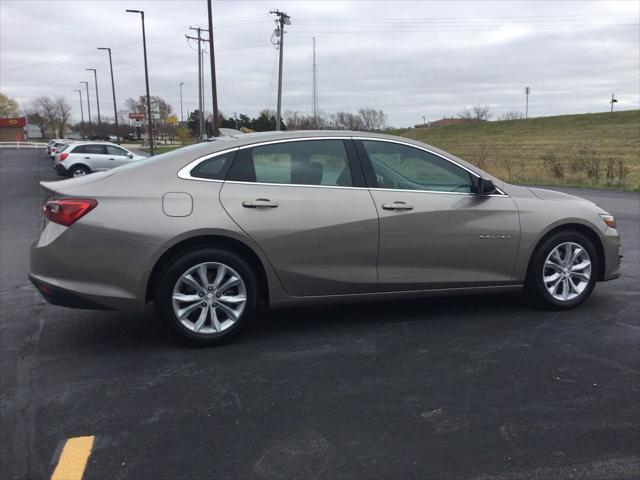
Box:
312 37 319 128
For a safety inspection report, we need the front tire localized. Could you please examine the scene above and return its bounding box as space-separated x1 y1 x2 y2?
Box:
156 248 257 346
526 231 599 310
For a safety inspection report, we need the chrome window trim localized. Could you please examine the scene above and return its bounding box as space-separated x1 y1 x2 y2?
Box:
176 136 508 196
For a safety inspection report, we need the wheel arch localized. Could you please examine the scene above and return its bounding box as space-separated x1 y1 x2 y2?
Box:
145 234 270 307
526 223 606 282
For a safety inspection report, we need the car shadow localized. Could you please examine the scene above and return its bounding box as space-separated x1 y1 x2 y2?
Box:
39 291 537 353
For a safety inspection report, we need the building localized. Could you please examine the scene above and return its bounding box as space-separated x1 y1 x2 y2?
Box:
25 124 43 139
0 117 27 141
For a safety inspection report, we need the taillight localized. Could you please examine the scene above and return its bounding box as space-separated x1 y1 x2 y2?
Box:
43 198 98 226
59 152 69 161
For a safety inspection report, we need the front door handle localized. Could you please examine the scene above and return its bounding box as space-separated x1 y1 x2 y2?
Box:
242 198 279 209
382 201 414 211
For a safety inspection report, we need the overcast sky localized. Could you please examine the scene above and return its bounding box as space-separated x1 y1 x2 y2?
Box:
1 0 638 127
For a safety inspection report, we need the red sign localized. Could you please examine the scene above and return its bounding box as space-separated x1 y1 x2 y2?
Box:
0 117 27 128
128 113 144 120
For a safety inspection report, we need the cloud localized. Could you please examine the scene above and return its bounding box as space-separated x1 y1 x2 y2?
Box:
1 0 638 127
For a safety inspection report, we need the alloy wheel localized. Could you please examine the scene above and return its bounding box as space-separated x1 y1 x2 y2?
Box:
171 262 247 335
543 241 592 301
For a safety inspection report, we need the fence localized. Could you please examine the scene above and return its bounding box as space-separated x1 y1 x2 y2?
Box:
0 142 48 150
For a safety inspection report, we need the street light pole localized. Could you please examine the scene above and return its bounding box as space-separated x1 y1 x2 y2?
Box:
180 81 184 123
126 9 154 155
74 89 85 139
98 47 119 142
80 81 92 136
86 68 101 127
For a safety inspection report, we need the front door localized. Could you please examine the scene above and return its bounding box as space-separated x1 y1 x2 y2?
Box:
105 145 132 167
220 138 379 296
356 139 520 291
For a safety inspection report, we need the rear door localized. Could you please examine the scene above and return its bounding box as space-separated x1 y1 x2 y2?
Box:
356 139 520 290
219 138 379 296
79 144 110 170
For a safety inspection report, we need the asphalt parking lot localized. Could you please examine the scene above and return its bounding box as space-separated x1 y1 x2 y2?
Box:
1 148 639 479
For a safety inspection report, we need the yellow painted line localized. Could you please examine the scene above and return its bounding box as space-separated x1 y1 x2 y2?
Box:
51 436 94 480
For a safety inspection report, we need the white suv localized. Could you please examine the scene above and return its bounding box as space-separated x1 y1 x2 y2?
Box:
54 142 145 177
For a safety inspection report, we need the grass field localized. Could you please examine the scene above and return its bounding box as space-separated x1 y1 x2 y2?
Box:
395 109 640 191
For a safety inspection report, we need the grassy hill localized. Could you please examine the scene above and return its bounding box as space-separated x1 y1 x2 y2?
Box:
396 109 640 191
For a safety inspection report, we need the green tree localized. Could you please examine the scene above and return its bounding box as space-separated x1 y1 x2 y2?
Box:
0 92 19 117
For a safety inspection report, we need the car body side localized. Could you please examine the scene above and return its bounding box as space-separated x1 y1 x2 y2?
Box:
30 131 621 311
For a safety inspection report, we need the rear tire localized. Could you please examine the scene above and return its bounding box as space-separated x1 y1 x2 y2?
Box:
69 165 90 177
525 230 598 310
155 248 257 346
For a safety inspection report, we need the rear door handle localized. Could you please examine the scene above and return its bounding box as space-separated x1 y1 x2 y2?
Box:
84 157 91 160
382 201 414 211
242 198 279 209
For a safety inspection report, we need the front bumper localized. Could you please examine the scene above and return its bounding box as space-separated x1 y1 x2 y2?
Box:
602 227 621 281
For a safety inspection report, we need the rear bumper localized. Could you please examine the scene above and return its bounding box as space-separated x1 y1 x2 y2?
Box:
29 274 112 310
30 223 161 311
54 163 68 176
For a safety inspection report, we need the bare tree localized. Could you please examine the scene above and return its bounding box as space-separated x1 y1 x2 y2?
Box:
358 108 387 131
23 103 47 137
459 104 493 122
500 110 525 121
331 111 363 131
54 97 72 136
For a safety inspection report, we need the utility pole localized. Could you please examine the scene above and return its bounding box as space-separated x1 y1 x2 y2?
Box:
525 86 530 119
74 89 85 139
207 0 220 136
80 81 92 136
610 93 618 113
312 37 318 127
270 10 291 131
97 48 119 142
180 82 184 122
126 9 154 155
86 68 101 127
186 27 209 139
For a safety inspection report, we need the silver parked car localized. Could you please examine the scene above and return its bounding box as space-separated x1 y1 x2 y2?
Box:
30 131 621 345
53 141 145 177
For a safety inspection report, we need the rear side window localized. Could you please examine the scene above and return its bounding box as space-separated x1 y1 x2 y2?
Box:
228 140 353 187
74 144 107 155
189 151 236 180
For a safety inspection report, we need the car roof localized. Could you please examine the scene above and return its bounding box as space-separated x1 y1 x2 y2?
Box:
69 141 122 146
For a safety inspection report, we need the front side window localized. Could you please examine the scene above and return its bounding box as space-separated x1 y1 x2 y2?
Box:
362 140 474 193
228 140 353 187
106 145 127 156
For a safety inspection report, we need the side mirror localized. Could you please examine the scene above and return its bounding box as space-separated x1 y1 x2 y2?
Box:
127 153 134 159
476 177 497 195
